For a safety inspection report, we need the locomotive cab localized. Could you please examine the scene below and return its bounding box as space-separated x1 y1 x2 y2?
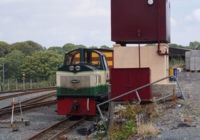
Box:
60 48 109 73
56 48 110 116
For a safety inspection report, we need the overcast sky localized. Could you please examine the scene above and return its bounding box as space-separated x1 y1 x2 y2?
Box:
0 0 200 47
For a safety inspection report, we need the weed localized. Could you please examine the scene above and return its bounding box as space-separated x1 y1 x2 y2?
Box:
145 103 159 120
109 104 139 140
110 120 136 140
137 123 160 137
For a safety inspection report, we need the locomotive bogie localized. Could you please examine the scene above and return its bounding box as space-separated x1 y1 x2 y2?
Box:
57 98 96 116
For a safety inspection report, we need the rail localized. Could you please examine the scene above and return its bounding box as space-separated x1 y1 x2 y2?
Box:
0 87 55 94
0 92 56 116
0 100 56 116
97 76 185 120
0 88 55 101
27 117 85 140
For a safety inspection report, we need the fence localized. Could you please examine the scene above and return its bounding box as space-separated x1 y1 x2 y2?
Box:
97 76 185 120
0 79 56 92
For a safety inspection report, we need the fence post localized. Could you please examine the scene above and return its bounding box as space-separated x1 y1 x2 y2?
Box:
8 80 10 91
23 79 25 90
30 79 32 89
37 81 39 88
22 73 25 90
16 79 18 90
1 83 4 92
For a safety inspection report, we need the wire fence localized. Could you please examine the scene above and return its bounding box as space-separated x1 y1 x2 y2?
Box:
0 79 56 92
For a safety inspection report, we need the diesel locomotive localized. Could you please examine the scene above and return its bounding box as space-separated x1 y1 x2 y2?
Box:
56 48 113 116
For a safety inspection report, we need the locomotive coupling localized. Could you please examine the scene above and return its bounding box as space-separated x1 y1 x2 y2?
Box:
71 101 80 112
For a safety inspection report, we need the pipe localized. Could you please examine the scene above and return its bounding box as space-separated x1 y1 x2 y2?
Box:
97 76 186 120
156 1 168 56
138 43 141 68
137 29 141 68
157 43 169 56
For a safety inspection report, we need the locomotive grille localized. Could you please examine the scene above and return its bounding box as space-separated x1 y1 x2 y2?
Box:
60 75 97 89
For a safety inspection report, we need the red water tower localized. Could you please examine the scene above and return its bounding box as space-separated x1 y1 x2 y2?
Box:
111 0 170 45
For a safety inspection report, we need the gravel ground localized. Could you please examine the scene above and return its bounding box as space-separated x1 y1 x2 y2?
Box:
64 120 98 140
0 109 98 140
0 92 97 140
0 105 65 140
0 90 55 109
2 72 200 140
151 72 200 140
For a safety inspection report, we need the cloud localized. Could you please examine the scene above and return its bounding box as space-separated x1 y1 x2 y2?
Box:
1 17 13 24
2 0 198 47
0 0 26 4
185 9 200 22
69 0 109 17
0 0 111 47
193 9 200 22
171 17 177 27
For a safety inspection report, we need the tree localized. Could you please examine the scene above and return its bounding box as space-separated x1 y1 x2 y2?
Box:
76 44 86 48
10 40 43 55
48 46 64 54
189 41 200 50
89 46 98 49
63 43 86 53
0 41 10 57
169 43 187 48
100 45 110 49
21 50 63 81
4 50 25 79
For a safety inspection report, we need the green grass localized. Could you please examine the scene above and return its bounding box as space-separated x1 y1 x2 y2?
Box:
109 104 139 140
111 120 137 140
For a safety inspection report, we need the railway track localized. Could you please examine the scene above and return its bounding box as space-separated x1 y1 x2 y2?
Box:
0 87 55 101
0 87 55 94
0 92 56 116
27 117 85 140
0 100 56 116
0 100 57 116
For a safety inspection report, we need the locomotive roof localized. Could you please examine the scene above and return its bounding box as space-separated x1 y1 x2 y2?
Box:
65 48 113 55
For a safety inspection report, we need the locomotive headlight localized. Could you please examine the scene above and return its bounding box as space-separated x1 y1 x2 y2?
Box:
69 66 74 71
75 66 81 71
147 0 154 5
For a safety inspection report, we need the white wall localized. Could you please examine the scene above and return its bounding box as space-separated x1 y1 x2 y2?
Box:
113 44 169 84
